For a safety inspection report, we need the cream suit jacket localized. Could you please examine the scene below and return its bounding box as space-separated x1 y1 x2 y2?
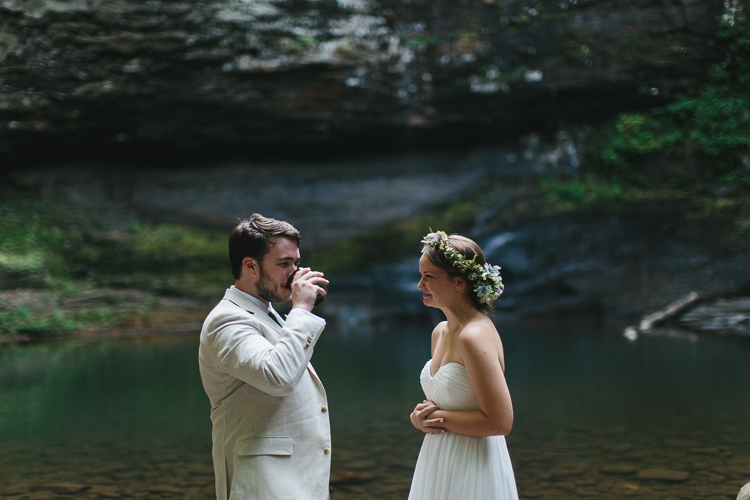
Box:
199 287 331 500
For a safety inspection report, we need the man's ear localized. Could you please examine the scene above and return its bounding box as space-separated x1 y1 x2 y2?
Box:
242 256 260 278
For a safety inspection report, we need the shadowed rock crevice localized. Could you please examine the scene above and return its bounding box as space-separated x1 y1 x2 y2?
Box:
0 0 734 165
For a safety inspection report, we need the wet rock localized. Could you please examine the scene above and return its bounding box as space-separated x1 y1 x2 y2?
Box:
518 490 543 499
0 0 727 164
472 201 750 320
610 483 645 497
146 485 185 494
329 471 375 485
26 492 58 500
111 470 143 479
553 481 576 492
31 483 90 494
636 469 690 482
689 446 725 455
700 472 727 483
3 495 27 500
341 459 377 470
2 484 30 495
600 464 638 475
738 482 750 500
550 464 588 479
87 485 121 498
574 487 600 497
715 465 750 479
663 439 696 448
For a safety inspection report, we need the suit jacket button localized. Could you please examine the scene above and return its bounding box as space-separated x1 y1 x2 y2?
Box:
321 406 328 413
324 448 331 455
304 343 309 349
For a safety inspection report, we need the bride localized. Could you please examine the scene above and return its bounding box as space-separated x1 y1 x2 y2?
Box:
408 231 518 500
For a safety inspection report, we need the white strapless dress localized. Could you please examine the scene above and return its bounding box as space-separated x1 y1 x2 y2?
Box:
408 359 519 500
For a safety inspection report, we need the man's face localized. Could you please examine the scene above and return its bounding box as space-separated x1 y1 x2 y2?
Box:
255 236 300 304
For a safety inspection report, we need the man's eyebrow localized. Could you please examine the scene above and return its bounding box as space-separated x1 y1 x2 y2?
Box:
277 256 297 262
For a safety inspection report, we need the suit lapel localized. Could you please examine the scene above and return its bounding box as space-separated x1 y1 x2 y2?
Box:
224 288 283 340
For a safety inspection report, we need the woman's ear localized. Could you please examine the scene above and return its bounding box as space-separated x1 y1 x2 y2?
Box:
455 277 467 290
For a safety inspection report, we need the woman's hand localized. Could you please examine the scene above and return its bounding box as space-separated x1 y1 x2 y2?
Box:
410 400 445 434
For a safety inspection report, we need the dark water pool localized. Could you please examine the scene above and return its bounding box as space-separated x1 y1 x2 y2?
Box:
1 320 749 499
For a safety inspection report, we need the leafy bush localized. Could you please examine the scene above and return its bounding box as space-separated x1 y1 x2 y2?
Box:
0 194 230 298
0 308 79 336
584 17 750 190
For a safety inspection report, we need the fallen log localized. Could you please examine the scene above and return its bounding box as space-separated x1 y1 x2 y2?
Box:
639 292 701 332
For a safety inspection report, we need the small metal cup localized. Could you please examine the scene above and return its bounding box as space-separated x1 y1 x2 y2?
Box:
287 269 327 306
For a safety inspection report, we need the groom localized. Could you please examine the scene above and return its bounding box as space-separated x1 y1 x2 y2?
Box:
199 214 331 500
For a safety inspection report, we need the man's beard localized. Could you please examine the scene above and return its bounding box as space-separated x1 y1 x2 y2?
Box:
256 264 288 304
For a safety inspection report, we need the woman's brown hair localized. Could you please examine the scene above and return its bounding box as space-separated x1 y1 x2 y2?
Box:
422 234 491 312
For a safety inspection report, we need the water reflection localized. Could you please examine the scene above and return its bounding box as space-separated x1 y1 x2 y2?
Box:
1 320 749 499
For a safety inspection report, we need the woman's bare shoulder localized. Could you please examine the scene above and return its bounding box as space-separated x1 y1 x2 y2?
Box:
458 317 498 343
458 318 504 361
431 321 448 339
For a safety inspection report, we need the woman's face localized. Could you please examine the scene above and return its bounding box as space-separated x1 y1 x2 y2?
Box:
417 253 461 309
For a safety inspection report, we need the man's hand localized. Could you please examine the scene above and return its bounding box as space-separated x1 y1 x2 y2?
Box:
410 400 445 434
290 267 328 312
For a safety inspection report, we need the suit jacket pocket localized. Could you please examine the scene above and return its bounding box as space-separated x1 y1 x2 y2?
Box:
237 436 293 457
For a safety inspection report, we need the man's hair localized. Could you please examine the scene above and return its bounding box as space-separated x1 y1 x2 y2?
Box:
229 214 301 280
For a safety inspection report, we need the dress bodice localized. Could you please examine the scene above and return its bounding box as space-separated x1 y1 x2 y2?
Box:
420 359 481 412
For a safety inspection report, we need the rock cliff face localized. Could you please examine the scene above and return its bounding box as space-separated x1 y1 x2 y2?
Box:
328 199 750 323
0 0 738 164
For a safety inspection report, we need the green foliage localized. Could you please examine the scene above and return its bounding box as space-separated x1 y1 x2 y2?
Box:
0 308 74 335
539 174 681 211
0 251 45 277
458 32 477 44
580 16 750 191
127 222 227 260
306 201 476 275
735 209 750 244
406 36 440 49
669 87 750 157
541 175 622 210
564 40 592 60
0 305 117 336
0 305 119 336
280 35 317 53
0 193 230 335
0 198 74 286
76 221 230 297
0 194 230 298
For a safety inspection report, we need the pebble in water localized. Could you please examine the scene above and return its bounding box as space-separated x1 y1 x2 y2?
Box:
636 469 690 481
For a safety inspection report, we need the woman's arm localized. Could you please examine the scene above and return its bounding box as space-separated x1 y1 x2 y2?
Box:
409 323 448 433
429 325 513 437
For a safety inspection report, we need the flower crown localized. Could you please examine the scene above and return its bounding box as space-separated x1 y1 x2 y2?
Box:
421 231 504 305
